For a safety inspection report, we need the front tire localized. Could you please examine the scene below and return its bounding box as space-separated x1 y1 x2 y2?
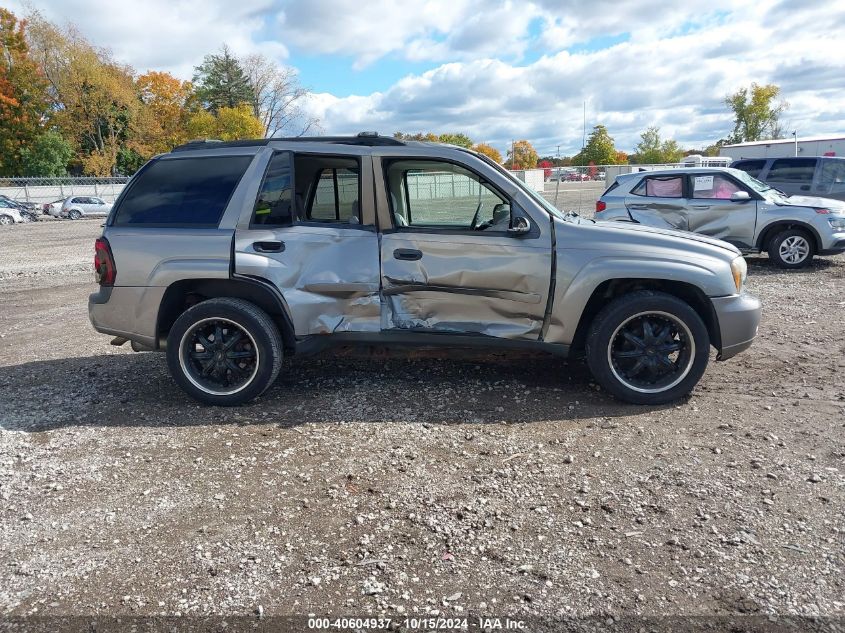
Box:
768 228 814 268
68 210 82 220
586 291 710 405
166 298 283 406
0 214 12 225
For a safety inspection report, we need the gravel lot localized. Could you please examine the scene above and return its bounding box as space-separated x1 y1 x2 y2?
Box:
1 196 844 627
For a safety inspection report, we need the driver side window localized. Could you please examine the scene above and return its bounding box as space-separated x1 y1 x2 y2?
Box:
386 160 508 231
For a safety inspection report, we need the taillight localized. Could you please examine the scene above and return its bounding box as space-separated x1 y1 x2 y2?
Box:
94 237 116 286
596 200 607 213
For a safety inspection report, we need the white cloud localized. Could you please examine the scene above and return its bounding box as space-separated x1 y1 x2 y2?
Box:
302 0 845 155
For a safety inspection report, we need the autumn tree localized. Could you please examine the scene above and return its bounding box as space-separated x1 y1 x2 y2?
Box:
725 83 788 143
26 12 140 175
437 133 473 148
136 70 192 154
473 142 502 163
186 104 263 141
506 140 539 170
393 132 473 147
193 45 254 114
0 9 49 176
572 125 618 166
242 54 315 136
632 126 684 164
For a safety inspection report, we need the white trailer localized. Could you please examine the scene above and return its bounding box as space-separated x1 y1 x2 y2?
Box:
719 135 845 161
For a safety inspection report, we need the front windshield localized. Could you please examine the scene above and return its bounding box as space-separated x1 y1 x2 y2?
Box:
731 169 781 196
471 151 566 219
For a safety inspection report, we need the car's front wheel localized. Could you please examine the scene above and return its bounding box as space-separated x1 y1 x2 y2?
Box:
586 291 710 405
767 228 814 268
166 298 283 406
68 210 82 220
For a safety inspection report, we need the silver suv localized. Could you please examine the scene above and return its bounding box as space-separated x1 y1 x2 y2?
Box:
89 134 761 406
597 167 845 268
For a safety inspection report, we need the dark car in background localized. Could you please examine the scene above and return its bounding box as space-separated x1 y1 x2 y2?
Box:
731 156 845 201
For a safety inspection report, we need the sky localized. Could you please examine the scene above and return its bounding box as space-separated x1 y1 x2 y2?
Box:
9 0 845 157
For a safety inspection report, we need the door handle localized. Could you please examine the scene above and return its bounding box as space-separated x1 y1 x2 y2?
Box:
691 205 711 209
628 204 648 210
394 248 422 261
253 241 284 253
800 185 810 191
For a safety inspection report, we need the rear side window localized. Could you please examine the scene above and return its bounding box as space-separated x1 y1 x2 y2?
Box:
732 159 766 178
601 181 620 196
767 158 817 182
308 166 360 222
112 156 252 227
631 176 683 198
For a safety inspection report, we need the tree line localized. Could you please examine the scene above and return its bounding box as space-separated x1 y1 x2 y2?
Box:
0 8 315 177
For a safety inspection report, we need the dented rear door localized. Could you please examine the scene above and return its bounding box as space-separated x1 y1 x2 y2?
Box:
624 174 689 230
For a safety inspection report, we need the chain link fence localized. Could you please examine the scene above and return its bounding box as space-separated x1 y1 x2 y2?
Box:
0 177 130 206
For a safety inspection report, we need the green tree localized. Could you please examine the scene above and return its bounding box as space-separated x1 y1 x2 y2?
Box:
193 45 255 114
725 83 788 143
0 8 49 176
633 126 684 164
572 125 618 166
506 140 539 169
20 129 72 176
437 132 473 148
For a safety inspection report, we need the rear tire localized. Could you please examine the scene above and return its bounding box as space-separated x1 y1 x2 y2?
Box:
0 214 12 225
166 298 283 406
767 228 814 268
585 291 710 405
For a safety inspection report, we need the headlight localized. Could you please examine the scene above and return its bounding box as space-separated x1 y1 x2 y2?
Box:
828 216 845 230
731 256 747 292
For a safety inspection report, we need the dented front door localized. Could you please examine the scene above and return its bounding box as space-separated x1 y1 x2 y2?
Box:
377 158 552 340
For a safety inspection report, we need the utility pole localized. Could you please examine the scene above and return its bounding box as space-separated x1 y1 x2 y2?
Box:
511 139 516 169
582 101 586 149
792 131 798 156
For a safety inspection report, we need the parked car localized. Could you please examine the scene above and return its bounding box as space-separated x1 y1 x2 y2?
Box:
566 172 591 182
0 198 25 225
89 133 760 406
731 156 845 201
0 195 38 211
61 196 113 219
596 167 845 268
42 198 65 217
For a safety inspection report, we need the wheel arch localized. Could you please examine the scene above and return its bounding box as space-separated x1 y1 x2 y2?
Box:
156 277 296 352
756 220 821 252
568 278 720 356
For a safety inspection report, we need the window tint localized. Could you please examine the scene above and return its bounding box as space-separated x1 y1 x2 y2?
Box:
386 160 508 230
819 159 845 187
252 152 293 227
768 158 817 182
113 156 252 227
732 160 766 178
308 166 360 222
631 176 683 198
691 174 743 199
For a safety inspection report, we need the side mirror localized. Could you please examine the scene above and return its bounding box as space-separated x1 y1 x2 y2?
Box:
730 191 751 202
508 216 531 235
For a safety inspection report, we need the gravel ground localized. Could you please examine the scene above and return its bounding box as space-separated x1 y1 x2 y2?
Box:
1 203 844 627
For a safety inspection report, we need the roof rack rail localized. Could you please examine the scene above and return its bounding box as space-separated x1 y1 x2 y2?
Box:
171 133 405 152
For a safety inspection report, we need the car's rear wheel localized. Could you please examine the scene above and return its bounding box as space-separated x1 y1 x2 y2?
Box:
586 291 710 405
768 228 814 268
166 298 283 406
68 210 82 220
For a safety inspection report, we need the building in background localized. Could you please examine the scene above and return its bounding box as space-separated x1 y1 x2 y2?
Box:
719 135 845 160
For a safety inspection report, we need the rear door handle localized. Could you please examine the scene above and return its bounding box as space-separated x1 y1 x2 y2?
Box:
253 241 284 253
691 205 711 209
800 185 810 191
628 204 648 210
394 248 422 261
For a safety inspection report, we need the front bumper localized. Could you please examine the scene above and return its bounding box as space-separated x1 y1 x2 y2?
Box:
711 292 762 360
